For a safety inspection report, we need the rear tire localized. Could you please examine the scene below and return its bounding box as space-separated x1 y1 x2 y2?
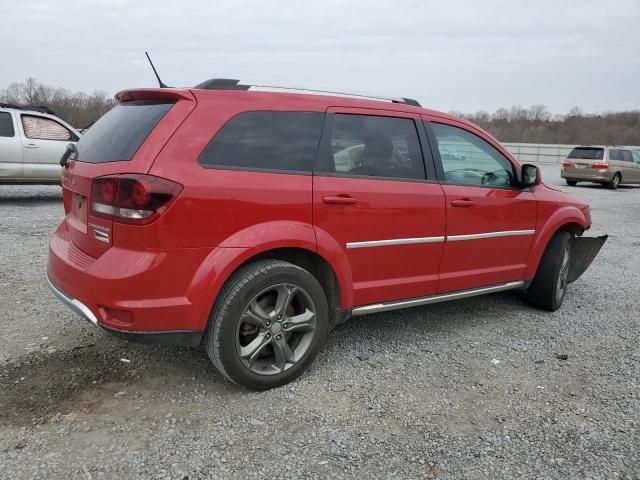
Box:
526 231 572 312
566 180 578 186
608 173 621 189
204 260 329 390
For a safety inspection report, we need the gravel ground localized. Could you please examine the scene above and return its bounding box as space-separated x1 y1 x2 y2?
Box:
0 165 638 479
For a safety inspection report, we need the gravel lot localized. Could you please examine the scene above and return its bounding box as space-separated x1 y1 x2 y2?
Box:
1 165 638 479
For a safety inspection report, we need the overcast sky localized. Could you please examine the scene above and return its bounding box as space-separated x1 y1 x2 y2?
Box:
2 0 639 113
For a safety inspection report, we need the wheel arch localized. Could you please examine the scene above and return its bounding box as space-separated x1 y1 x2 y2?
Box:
235 247 344 327
190 242 352 332
524 207 588 280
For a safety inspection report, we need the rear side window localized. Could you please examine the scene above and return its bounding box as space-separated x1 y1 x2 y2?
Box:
609 149 621 161
568 147 604 160
21 115 71 141
317 114 425 180
0 112 14 137
620 150 633 162
199 111 323 173
74 101 174 163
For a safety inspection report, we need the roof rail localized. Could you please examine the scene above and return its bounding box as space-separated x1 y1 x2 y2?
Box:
0 103 58 115
192 79 421 107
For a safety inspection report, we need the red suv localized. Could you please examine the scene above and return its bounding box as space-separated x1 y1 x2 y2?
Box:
48 82 606 389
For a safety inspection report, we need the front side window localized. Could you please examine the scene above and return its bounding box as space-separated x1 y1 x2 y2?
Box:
21 115 72 141
318 114 425 180
430 123 515 187
199 111 323 173
0 112 15 137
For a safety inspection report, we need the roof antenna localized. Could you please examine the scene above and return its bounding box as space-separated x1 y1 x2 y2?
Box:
145 51 170 88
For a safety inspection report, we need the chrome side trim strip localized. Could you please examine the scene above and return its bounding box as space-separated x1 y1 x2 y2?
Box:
346 236 445 249
351 281 525 316
345 230 535 249
447 230 535 242
47 276 99 326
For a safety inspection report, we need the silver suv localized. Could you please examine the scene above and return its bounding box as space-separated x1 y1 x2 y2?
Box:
0 105 80 184
561 145 640 189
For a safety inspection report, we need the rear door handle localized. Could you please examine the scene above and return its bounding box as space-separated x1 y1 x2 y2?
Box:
450 199 475 208
323 195 357 205
24 143 39 149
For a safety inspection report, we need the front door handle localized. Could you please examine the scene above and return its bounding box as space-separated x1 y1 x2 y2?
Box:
24 143 40 149
450 199 475 208
323 195 357 205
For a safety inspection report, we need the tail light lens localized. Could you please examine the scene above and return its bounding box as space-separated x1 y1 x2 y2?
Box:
562 162 573 168
91 174 183 225
591 164 609 170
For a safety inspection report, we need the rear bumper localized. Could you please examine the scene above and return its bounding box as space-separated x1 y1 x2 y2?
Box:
47 275 203 347
47 222 212 341
561 169 612 182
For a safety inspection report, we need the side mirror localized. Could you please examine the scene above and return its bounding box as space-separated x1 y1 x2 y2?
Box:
521 164 541 187
60 143 77 167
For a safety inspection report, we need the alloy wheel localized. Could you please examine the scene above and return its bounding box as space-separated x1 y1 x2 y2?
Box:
235 283 316 375
556 244 571 304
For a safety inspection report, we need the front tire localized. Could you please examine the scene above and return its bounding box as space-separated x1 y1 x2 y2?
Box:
204 260 329 390
526 231 572 312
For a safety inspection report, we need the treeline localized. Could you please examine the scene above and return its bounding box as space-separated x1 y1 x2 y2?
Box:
456 105 640 145
0 78 115 129
2 79 639 144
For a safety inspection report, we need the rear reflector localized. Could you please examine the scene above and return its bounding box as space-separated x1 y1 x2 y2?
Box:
91 174 182 225
591 164 609 170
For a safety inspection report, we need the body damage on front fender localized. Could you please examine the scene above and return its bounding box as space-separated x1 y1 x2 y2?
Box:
568 235 608 283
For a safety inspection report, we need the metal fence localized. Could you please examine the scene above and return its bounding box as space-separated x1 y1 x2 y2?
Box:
503 143 640 164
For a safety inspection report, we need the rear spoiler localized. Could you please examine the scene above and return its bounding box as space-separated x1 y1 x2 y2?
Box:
115 88 195 103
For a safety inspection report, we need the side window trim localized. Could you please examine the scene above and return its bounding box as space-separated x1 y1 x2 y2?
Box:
423 120 520 190
313 111 435 182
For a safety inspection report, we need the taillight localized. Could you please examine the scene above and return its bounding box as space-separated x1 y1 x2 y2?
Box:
91 174 183 225
591 164 609 170
562 162 573 168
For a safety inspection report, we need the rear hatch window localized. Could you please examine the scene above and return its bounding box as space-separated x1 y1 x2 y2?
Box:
73 101 174 163
568 147 604 161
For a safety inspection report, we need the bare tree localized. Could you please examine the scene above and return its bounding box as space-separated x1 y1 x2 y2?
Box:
458 105 640 145
0 78 116 128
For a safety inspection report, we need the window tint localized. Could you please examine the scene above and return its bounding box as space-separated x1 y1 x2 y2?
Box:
318 114 425 180
609 149 620 161
199 111 323 173
74 101 174 163
21 115 71 141
0 112 14 137
430 123 514 187
620 150 633 162
568 147 604 160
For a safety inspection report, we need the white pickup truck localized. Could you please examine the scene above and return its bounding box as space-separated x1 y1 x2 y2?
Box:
0 105 81 184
